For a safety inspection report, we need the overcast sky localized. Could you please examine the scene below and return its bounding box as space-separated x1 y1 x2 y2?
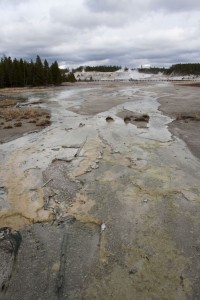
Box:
0 0 200 68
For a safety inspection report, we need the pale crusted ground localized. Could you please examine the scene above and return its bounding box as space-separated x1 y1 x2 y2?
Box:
0 82 200 300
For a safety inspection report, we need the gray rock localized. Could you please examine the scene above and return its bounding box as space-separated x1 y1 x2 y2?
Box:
0 227 22 293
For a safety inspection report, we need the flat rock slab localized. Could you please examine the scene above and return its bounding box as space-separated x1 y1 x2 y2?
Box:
1 221 100 300
0 228 22 293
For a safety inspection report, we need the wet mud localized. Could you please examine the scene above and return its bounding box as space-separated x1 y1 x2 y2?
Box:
157 84 200 160
0 82 200 299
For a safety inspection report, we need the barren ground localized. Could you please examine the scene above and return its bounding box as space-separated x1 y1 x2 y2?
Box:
0 81 200 300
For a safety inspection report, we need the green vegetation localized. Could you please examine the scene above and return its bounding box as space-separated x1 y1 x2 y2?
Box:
73 65 121 73
0 55 62 88
138 64 200 76
166 63 200 75
72 66 84 73
85 65 121 72
138 67 166 74
64 72 77 82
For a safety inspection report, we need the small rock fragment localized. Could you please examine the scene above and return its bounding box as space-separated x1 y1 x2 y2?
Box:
101 223 106 231
129 267 137 275
91 163 99 169
65 128 72 131
63 215 76 224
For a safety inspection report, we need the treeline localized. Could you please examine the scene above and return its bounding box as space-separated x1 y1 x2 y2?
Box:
166 63 200 75
0 55 63 88
72 65 121 73
138 67 166 74
138 64 200 76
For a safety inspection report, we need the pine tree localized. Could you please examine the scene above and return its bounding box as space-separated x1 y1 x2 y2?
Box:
34 55 44 86
50 61 62 85
44 59 52 85
65 72 77 82
3 56 13 87
19 59 25 86
0 62 4 88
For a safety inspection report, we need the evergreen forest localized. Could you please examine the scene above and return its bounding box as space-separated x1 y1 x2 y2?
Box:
0 55 63 88
138 64 200 76
72 65 121 73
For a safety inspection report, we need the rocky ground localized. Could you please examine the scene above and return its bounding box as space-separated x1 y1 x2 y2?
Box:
0 81 200 299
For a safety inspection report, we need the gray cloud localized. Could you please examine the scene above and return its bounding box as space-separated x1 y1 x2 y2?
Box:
0 0 200 67
86 0 200 14
152 0 200 12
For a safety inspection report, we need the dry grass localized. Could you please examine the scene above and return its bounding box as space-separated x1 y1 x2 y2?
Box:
135 114 150 122
124 114 149 123
0 107 50 120
4 124 13 129
176 113 200 121
14 122 22 127
0 99 17 107
124 116 132 123
0 100 51 135
36 119 51 126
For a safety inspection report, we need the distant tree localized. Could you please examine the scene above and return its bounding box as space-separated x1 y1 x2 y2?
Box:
138 67 166 74
12 58 22 86
44 59 52 85
167 63 200 75
0 63 4 88
84 65 121 72
19 59 26 86
2 56 13 87
50 61 62 85
72 66 84 73
26 60 34 86
60 69 67 82
65 72 77 82
34 55 44 85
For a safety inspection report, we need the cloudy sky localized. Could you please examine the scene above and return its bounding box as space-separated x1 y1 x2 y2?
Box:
0 0 200 68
